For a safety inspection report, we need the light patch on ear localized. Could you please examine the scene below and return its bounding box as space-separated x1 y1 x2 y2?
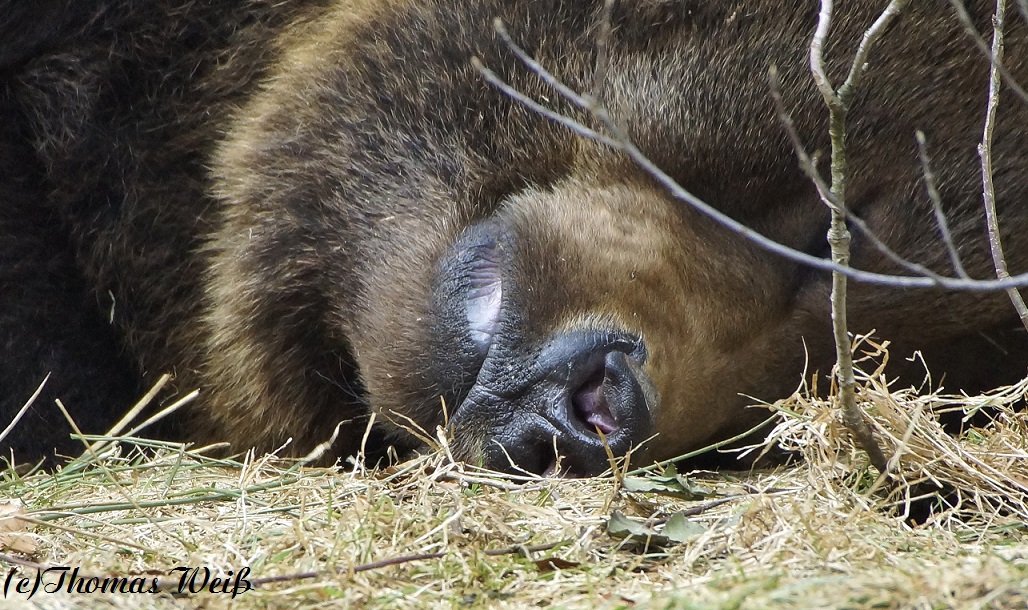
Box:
465 247 502 350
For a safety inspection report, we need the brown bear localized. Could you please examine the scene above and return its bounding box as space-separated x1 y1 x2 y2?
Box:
1 0 1026 474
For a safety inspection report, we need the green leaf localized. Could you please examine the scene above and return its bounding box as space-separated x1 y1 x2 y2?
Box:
621 474 713 500
606 511 705 547
661 511 707 544
674 475 713 499
606 511 656 540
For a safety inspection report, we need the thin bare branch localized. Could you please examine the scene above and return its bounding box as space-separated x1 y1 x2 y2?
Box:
483 19 1028 292
838 0 911 105
3 542 567 595
949 0 1028 103
493 20 600 113
916 131 971 280
770 68 953 283
979 0 1028 331
810 0 895 476
589 0 615 104
809 0 839 105
245 541 567 588
472 58 621 149
768 68 836 205
485 0 1028 481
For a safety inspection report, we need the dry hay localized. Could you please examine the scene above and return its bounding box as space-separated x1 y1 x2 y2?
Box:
1 363 1026 609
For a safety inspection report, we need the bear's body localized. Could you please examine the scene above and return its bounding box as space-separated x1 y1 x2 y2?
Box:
1 0 1026 473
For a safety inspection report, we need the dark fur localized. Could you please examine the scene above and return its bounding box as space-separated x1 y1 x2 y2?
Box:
1 0 1026 471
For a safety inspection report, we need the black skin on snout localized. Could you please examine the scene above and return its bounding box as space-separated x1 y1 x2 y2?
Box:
470 330 655 477
431 221 655 477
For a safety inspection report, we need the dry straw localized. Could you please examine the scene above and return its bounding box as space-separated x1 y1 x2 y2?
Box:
1 358 1026 609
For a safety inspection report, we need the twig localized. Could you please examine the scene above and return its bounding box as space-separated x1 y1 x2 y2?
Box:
588 0 615 104
838 0 911 104
949 0 1028 103
1 544 564 596
978 0 1028 332
242 541 568 587
769 68 955 282
916 131 971 279
809 0 907 476
480 19 1028 291
472 59 620 149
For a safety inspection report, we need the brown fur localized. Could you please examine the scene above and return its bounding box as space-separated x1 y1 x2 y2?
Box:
1 0 1026 470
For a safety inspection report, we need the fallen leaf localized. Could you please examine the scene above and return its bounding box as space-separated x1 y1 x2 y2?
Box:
606 510 707 547
661 511 707 543
621 466 713 500
532 557 580 573
607 511 658 541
